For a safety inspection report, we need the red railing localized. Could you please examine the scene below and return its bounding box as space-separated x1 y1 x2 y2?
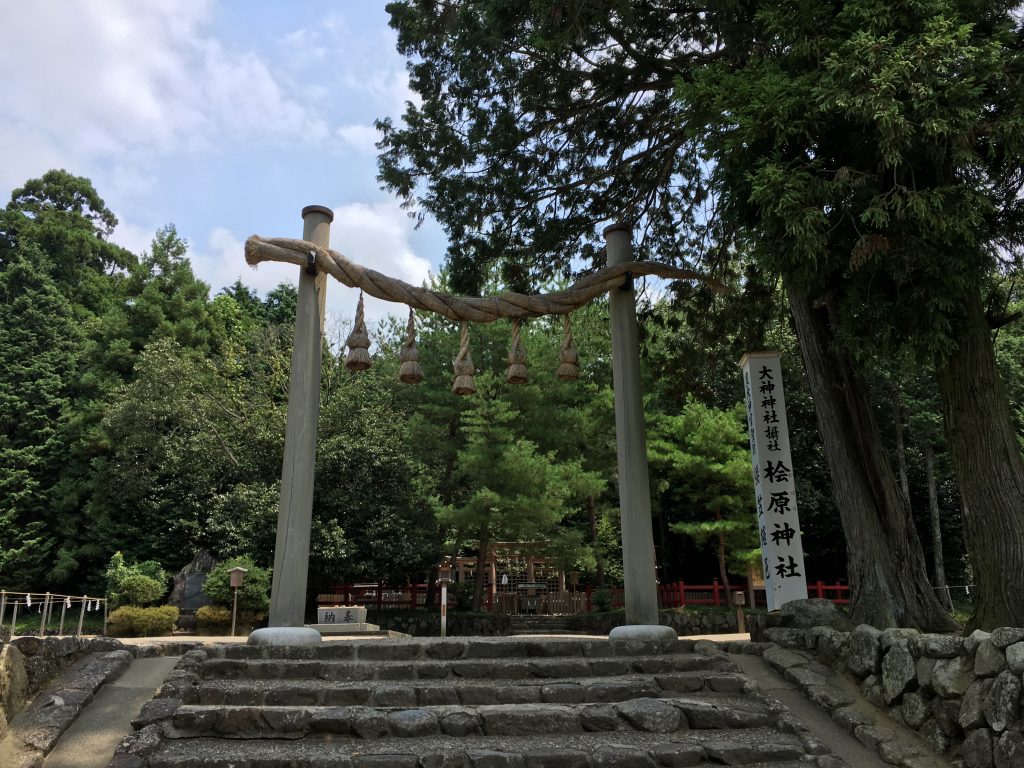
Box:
318 579 850 612
588 579 849 611
319 583 432 610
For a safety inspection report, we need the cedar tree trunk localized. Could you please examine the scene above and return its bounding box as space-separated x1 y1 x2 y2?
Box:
788 285 955 630
715 508 733 607
936 295 1024 630
892 388 912 503
924 444 953 613
471 525 490 613
587 495 606 588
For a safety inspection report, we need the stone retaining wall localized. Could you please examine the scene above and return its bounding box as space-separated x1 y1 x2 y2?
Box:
0 635 125 738
763 622 1024 767
567 607 747 636
367 610 512 636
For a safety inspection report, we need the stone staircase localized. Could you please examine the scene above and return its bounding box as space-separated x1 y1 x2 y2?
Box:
507 615 581 635
113 637 836 767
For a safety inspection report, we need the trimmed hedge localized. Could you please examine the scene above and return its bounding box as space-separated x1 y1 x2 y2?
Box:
108 605 179 637
195 604 265 634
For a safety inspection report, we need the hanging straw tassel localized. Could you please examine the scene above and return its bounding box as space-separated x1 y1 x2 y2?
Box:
398 308 424 384
345 291 372 371
506 319 528 384
451 322 476 395
557 315 579 381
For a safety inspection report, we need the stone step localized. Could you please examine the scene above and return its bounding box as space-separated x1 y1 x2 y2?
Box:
203 638 690 663
182 672 754 707
164 695 779 740
143 726 811 767
195 654 735 684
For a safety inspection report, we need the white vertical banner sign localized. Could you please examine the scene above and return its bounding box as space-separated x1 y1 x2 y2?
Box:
740 352 808 610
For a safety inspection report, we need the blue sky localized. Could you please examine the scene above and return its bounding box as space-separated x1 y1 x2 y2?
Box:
0 1 449 330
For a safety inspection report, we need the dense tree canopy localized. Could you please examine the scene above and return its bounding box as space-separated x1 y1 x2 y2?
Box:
378 0 1024 628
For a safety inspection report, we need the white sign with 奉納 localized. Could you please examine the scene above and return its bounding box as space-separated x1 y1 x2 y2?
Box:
740 352 808 611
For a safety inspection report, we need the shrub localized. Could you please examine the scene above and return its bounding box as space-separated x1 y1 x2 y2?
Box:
196 604 265 634
203 555 271 611
106 552 169 607
591 588 614 613
118 574 165 606
448 581 474 612
108 605 179 637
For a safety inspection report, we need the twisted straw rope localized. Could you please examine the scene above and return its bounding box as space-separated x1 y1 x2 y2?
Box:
245 235 726 323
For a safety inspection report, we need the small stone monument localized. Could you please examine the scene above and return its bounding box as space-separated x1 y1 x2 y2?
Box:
169 551 216 630
309 604 379 635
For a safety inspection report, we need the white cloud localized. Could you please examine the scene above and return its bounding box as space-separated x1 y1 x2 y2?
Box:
336 124 380 154
0 0 327 192
187 200 432 331
109 218 157 257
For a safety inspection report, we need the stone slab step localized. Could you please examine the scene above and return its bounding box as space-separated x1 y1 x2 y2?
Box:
196 654 736 683
165 696 779 739
202 638 693 663
143 726 811 767
184 672 754 707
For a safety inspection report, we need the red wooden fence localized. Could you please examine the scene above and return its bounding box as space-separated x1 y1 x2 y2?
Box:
591 579 849 611
319 579 849 612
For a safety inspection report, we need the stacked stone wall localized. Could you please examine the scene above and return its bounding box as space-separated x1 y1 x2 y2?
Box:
367 609 512 636
0 635 124 738
763 622 1024 767
568 607 745 636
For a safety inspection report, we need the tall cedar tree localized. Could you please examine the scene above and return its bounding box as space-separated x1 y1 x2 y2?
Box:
378 0 1024 628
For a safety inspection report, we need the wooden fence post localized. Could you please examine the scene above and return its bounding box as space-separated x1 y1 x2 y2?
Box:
38 592 50 638
712 580 721 607
77 596 87 636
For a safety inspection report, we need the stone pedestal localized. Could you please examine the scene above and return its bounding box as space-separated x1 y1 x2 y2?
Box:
248 627 322 646
307 622 381 634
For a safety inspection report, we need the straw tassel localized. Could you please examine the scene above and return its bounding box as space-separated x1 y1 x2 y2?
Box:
506 319 528 384
398 308 424 384
451 322 476 395
345 291 371 371
557 315 579 381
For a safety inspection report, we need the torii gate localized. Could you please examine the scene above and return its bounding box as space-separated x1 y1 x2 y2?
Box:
244 205 724 642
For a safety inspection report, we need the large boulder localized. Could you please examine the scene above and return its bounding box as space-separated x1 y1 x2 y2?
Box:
983 671 1021 733
779 599 846 629
881 641 917 704
932 656 975 698
848 625 883 677
0 644 29 730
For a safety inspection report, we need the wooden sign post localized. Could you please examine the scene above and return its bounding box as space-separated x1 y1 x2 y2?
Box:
740 352 808 611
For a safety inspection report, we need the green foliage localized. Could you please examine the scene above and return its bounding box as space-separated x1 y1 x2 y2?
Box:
117 574 166 607
195 604 265 634
104 552 168 607
202 556 271 611
650 400 759 575
107 605 179 637
591 589 614 613
447 581 475 612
